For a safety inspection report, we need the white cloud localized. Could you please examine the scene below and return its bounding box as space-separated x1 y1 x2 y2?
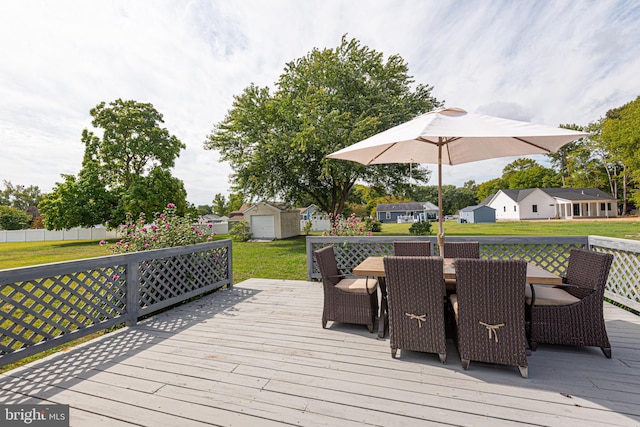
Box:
1 0 638 204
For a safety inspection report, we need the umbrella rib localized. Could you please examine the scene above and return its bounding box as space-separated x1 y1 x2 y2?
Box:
417 136 459 166
513 137 554 153
366 144 397 165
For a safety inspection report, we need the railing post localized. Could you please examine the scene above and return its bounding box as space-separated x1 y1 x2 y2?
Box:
126 261 140 326
306 237 314 281
227 240 234 288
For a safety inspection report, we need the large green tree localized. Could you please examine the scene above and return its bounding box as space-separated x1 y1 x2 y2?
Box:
0 206 32 230
547 124 589 187
601 96 640 212
0 180 43 211
211 193 229 216
40 99 188 229
205 36 441 215
502 158 561 189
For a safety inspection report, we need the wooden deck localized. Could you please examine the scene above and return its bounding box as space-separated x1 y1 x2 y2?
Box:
1 278 639 426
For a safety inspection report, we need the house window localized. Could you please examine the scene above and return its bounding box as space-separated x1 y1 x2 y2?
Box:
513 205 517 212
503 206 506 212
385 211 391 220
608 202 612 210
573 203 580 216
532 204 538 213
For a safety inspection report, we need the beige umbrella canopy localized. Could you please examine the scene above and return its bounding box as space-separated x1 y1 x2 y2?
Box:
327 107 589 253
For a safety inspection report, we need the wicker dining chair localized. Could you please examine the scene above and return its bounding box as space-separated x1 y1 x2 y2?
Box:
442 241 480 259
393 241 432 256
450 258 529 378
383 256 447 362
314 246 378 333
528 248 614 357
441 242 480 293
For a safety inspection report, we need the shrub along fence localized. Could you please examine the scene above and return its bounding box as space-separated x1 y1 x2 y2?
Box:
306 235 640 313
0 240 232 367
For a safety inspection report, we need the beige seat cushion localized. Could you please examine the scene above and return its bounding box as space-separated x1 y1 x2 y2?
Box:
335 278 377 294
526 284 581 306
449 294 459 323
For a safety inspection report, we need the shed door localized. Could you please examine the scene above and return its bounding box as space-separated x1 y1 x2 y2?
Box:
251 215 275 239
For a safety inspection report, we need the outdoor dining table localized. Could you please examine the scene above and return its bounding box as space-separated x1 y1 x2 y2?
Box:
352 256 562 338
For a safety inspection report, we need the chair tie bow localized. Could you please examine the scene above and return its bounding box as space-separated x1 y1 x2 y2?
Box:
479 321 505 342
405 312 427 328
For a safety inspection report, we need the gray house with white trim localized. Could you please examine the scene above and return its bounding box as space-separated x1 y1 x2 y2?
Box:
376 202 439 223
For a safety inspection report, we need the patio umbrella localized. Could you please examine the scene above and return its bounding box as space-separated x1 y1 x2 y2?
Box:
326 107 589 254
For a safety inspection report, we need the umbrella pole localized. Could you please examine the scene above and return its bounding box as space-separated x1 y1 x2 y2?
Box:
437 139 444 255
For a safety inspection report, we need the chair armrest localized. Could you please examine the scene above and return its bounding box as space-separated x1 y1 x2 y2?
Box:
554 282 594 292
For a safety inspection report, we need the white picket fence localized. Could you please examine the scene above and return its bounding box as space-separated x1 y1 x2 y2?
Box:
0 227 119 242
300 219 331 232
0 222 232 243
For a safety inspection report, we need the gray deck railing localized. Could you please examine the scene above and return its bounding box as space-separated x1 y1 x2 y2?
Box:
306 235 640 313
0 240 232 367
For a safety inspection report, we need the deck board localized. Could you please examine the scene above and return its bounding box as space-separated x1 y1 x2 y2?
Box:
1 278 639 426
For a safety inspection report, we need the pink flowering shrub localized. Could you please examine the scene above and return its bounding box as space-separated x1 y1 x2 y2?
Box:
102 203 215 253
323 212 374 237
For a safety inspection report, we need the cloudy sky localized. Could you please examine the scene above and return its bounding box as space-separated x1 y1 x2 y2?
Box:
1 1 639 206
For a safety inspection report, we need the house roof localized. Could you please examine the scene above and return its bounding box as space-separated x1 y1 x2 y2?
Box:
460 204 495 212
228 203 251 220
230 203 250 214
298 204 318 213
494 188 615 203
423 201 439 211
244 201 296 214
541 188 615 201
377 202 438 212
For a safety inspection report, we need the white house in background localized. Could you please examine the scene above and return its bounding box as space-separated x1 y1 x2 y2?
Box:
484 188 617 220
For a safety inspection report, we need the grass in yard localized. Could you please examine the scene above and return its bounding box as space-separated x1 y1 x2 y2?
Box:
0 240 113 269
231 237 308 283
2 219 639 275
378 219 640 239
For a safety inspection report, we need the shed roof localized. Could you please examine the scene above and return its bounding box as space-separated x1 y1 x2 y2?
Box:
461 204 495 212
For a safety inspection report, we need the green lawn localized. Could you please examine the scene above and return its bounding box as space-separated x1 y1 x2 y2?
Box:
378 219 640 238
2 218 638 278
0 218 640 276
0 240 113 269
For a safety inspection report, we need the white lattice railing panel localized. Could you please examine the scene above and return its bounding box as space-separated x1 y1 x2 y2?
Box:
1 266 127 355
590 236 640 312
